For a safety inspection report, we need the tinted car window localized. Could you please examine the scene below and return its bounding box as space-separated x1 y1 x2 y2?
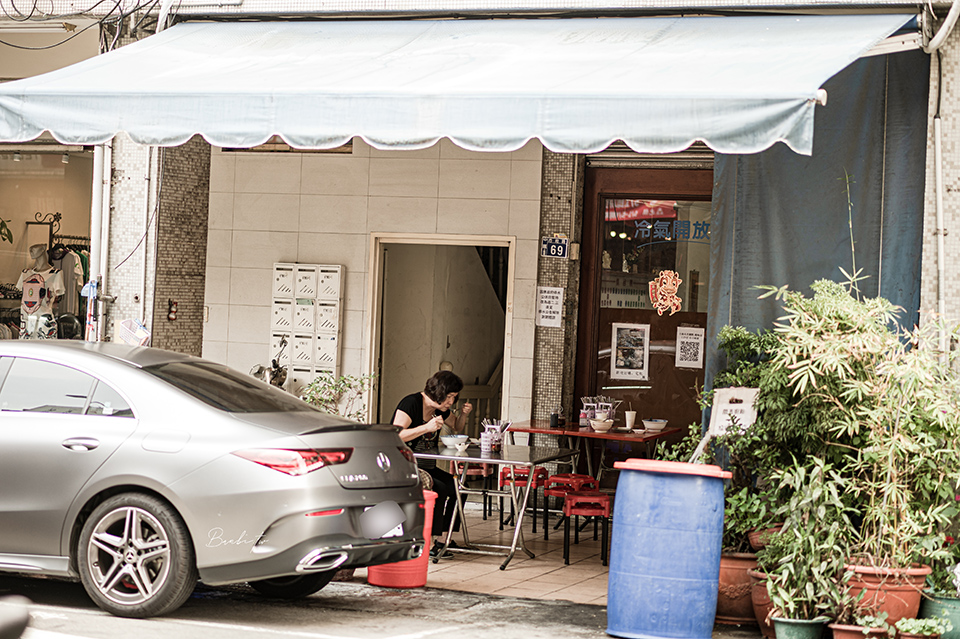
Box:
143 361 320 413
87 381 135 417
0 358 96 414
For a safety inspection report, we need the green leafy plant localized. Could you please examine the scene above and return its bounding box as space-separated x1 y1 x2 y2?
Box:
659 422 709 463
724 485 782 552
760 279 960 569
895 617 954 636
763 456 859 620
927 527 960 596
853 613 893 636
300 372 377 422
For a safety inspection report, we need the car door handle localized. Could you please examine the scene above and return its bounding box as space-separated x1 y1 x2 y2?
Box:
62 437 100 452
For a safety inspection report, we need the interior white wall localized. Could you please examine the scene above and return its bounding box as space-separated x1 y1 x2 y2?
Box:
434 245 505 386
203 138 542 422
0 154 94 283
378 243 505 423
379 244 438 422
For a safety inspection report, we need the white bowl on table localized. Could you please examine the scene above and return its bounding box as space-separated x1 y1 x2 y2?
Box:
589 418 614 432
440 434 469 448
642 419 668 432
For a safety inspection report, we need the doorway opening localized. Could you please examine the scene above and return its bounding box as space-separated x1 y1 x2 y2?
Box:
367 233 514 434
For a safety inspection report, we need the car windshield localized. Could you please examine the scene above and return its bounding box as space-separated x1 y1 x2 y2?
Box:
143 361 319 413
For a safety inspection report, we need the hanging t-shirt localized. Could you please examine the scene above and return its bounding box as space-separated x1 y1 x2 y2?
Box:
52 251 83 317
394 392 450 470
17 267 66 317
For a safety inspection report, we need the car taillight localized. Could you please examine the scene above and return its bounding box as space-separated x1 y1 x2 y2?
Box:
398 447 415 464
306 508 345 517
233 448 353 476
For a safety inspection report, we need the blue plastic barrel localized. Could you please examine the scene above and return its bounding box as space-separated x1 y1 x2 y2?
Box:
607 459 732 639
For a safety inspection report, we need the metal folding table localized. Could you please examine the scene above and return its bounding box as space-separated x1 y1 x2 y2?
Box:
413 444 576 570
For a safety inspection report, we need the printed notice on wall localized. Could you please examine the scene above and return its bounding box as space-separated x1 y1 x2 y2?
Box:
611 322 650 380
536 286 564 328
675 326 705 369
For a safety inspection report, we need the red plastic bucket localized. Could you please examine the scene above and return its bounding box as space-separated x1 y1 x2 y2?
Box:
367 490 436 588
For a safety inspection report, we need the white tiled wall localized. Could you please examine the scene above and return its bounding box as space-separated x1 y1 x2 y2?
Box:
203 138 543 417
921 34 960 324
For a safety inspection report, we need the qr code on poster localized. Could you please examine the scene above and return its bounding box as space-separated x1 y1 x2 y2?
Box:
676 328 704 368
679 339 700 363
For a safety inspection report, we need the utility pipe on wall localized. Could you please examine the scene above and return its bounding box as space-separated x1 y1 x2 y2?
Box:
140 146 154 325
926 0 960 53
926 3 955 357
85 145 104 341
97 141 113 342
935 116 947 356
88 144 103 301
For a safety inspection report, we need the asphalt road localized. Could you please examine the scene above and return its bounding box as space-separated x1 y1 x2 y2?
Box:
1 573 765 639
1 574 610 639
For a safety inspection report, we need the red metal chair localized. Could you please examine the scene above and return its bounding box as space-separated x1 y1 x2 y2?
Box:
453 460 495 519
542 473 598 540
498 466 547 532
562 490 612 566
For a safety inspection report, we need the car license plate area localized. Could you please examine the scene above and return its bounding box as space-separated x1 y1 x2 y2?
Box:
362 504 404 538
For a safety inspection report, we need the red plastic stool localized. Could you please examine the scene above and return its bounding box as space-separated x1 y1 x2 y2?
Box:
453 461 495 519
498 466 547 532
542 473 599 540
563 490 612 566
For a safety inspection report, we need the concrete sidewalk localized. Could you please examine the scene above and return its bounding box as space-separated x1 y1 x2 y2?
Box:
321 579 765 639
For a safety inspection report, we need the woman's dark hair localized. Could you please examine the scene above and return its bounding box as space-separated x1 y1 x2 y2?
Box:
424 370 464 404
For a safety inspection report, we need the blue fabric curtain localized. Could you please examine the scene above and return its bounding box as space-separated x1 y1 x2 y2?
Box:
706 50 930 391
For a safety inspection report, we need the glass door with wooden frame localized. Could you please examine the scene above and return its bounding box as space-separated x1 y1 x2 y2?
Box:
575 166 713 437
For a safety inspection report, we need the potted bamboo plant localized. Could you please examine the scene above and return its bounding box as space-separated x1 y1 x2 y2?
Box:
761 456 858 639
759 279 960 624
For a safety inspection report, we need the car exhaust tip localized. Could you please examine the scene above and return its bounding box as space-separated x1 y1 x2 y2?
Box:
297 549 348 573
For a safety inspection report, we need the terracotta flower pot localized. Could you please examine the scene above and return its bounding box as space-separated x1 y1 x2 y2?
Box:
829 623 891 639
749 525 784 551
749 568 775 639
845 563 932 625
717 552 759 626
897 632 940 639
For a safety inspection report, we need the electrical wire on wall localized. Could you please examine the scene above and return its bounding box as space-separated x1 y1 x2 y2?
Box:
0 0 179 51
113 146 164 273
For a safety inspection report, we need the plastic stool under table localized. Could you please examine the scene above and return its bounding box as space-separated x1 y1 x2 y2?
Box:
562 490 612 566
498 466 547 532
542 473 598 540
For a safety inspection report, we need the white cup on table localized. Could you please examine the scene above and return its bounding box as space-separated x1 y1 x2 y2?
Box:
625 411 637 429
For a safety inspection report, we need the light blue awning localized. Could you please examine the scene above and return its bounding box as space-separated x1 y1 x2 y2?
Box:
0 14 916 155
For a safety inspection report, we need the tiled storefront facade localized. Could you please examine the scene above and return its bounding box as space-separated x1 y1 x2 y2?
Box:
34 3 955 427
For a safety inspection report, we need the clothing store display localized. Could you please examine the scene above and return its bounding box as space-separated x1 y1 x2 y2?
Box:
20 312 57 339
50 245 84 317
18 244 67 341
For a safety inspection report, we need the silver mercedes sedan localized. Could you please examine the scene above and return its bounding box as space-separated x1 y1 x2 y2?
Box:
0 341 425 618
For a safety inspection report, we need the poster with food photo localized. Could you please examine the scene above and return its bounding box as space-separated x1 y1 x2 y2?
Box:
611 322 650 380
